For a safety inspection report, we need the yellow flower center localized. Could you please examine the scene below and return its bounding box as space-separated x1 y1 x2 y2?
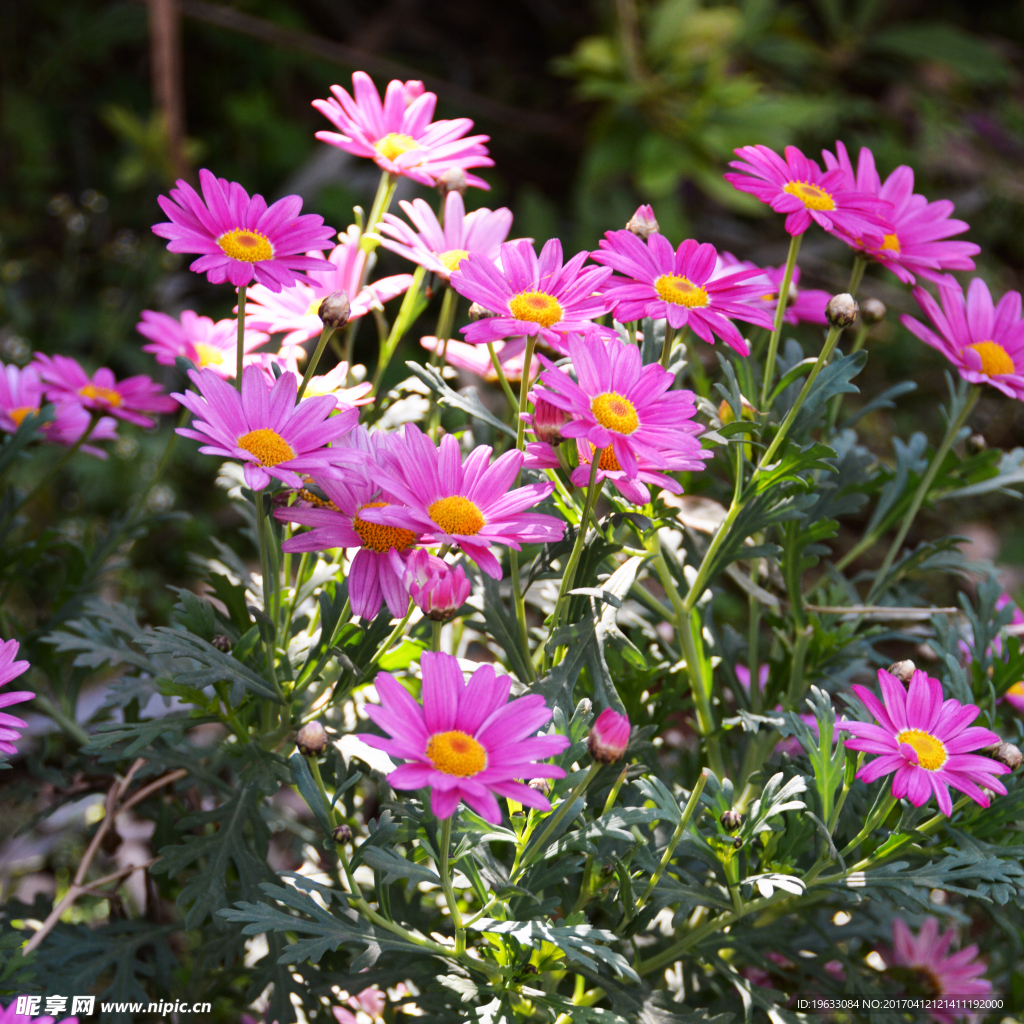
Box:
428 495 485 536
1007 682 1024 698
375 133 420 162
305 295 325 318
8 406 36 426
438 249 470 273
880 232 901 254
236 428 296 466
586 443 621 471
654 274 709 309
426 730 487 777
965 341 1014 377
783 180 836 212
509 290 563 328
194 343 225 369
352 501 416 553
79 384 122 407
896 728 947 771
591 391 639 435
218 229 274 263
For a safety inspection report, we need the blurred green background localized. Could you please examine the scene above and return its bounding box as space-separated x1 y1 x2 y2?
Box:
3 0 1024 623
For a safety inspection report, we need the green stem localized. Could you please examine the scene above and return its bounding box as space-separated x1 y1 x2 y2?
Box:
549 452 602 634
235 284 247 388
760 232 803 409
486 343 518 410
253 489 281 697
361 171 398 252
837 790 897 859
660 327 681 369
307 754 339 828
515 337 537 453
438 816 466 954
372 265 426 395
297 324 336 401
847 255 867 298
430 620 442 653
428 286 459 438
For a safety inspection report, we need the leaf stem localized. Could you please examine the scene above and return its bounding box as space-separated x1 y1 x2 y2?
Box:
235 284 247 387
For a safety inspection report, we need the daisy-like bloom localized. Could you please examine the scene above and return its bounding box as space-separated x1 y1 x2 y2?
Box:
403 549 471 622
888 917 991 1021
840 667 1011 816
725 144 891 242
451 239 615 356
172 366 361 491
136 309 269 377
357 425 566 579
276 469 420 621
314 72 493 190
822 141 979 285
333 988 386 1024
419 335 538 383
380 191 514 281
0 639 34 757
153 169 335 291
34 353 176 428
358 651 570 821
901 277 1024 401
592 233 775 355
714 253 829 326
245 229 413 350
533 331 707 480
255 351 373 408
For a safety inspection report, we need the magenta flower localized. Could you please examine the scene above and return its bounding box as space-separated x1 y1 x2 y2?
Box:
840 667 1010 816
714 253 829 326
276 468 420 621
172 366 360 491
588 709 630 763
358 651 570 822
533 331 707 480
403 550 471 622
592 233 775 355
901 277 1024 401
0 639 33 757
357 425 566 579
136 309 269 378
419 336 538 384
35 353 176 428
822 141 979 285
152 169 335 291
725 144 891 242
245 231 413 350
0 1002 77 1024
888 918 991 1020
314 72 493 190
451 239 615 356
380 191 514 280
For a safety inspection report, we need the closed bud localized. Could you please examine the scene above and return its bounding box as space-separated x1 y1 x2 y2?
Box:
587 708 630 764
211 634 232 653
318 290 351 329
530 394 572 446
625 204 659 241
825 293 859 328
984 741 1022 770
528 778 551 797
332 823 353 844
468 302 495 321
721 808 744 832
967 433 987 455
860 298 886 324
887 660 916 683
403 549 471 622
437 167 468 199
296 721 329 757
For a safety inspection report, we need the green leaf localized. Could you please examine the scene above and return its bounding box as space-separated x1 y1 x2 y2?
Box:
405 361 515 437
288 752 334 838
872 23 1010 86
479 572 533 682
360 845 441 886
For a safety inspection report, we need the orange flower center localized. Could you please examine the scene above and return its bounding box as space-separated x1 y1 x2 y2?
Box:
352 501 416 553
218 229 274 263
426 730 487 776
591 391 639 435
375 133 419 162
79 384 122 407
896 728 947 771
654 274 709 309
236 428 296 466
783 180 836 211
8 406 36 426
193 343 226 369
428 495 485 536
438 249 470 273
880 232 900 254
965 341 1014 376
509 290 563 328
586 443 621 471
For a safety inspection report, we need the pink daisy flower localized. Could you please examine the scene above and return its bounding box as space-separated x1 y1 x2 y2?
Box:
244 232 413 350
358 651 570 822
172 366 361 491
419 335 539 383
357 425 566 580
35 353 176 428
902 277 1024 400
0 639 34 756
714 253 829 326
136 309 269 378
403 549 471 622
314 72 493 190
450 239 615 356
888 917 991 1020
840 667 1010 816
0 1002 77 1024
592 233 775 356
823 141 979 285
533 331 707 480
254 352 373 408
725 144 891 242
152 169 335 291
380 191 515 280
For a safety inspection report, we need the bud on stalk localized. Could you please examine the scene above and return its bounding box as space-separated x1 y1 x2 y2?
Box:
860 297 886 324
625 204 659 241
296 721 329 757
318 290 351 329
825 293 858 328
530 394 572 446
587 708 631 764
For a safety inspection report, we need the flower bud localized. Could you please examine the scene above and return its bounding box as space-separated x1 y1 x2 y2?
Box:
825 293 858 328
587 708 630 763
967 433 987 455
403 549 471 622
468 302 495 321
296 721 329 757
318 290 351 329
211 634 232 653
717 394 756 425
983 741 1022 770
528 778 551 797
530 394 572 446
720 808 744 832
437 167 468 199
625 204 659 241
332 823 353 844
860 297 886 324
887 660 916 683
